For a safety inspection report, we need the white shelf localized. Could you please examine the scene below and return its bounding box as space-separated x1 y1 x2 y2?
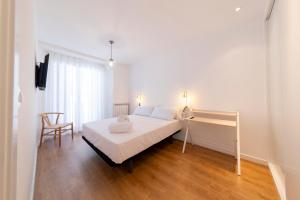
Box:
189 117 237 127
192 109 238 117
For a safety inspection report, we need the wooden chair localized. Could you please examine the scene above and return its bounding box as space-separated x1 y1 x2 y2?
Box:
40 112 73 147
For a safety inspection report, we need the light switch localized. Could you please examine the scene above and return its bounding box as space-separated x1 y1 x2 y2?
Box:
18 91 22 104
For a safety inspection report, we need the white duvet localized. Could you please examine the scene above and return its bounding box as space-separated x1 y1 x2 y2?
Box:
82 115 182 164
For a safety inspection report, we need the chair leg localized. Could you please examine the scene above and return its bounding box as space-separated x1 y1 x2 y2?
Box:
71 123 74 140
54 129 57 140
59 127 62 147
39 128 44 147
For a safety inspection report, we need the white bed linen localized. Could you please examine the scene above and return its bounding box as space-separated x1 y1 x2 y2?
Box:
82 115 182 164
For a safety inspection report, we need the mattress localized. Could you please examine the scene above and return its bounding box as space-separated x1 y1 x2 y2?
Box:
82 115 182 164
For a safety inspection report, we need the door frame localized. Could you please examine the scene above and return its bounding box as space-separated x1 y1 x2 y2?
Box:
0 0 16 199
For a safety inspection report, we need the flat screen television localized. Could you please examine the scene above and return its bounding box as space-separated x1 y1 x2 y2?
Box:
35 54 49 90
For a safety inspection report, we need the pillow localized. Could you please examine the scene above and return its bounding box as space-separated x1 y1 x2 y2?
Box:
133 106 154 116
150 107 176 120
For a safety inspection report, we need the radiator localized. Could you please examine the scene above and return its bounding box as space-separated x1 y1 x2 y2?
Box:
113 103 129 117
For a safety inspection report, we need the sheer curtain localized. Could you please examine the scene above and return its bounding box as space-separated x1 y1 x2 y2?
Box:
45 52 110 132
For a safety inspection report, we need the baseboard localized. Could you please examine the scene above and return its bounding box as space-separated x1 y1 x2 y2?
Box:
240 153 268 166
30 148 38 200
188 138 235 157
268 163 286 200
174 134 268 166
173 134 235 155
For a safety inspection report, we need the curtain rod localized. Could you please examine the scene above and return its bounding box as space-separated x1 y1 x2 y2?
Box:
38 41 107 64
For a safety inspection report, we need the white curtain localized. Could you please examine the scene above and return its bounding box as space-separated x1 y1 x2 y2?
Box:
45 52 110 132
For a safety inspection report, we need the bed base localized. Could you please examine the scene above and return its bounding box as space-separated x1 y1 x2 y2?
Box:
82 130 180 173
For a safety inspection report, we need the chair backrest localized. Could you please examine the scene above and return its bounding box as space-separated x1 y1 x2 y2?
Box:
40 112 64 127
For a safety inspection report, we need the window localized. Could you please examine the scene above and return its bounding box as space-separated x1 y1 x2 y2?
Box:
45 52 109 132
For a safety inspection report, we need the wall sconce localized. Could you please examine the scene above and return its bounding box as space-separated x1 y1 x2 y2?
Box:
183 90 188 109
136 95 143 107
182 90 192 118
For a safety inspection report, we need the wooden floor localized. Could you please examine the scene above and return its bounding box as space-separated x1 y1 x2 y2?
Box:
34 134 279 200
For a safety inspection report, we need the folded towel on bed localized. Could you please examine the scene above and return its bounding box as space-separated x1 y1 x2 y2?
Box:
109 121 133 133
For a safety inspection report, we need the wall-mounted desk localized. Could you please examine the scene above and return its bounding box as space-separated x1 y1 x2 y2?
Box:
182 109 240 175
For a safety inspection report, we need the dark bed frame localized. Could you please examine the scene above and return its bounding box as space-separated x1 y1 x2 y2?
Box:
82 130 181 173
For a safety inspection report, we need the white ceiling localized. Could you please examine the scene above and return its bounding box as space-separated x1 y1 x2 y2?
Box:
37 0 270 65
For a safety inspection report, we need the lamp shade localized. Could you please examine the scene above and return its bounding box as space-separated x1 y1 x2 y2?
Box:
108 58 114 67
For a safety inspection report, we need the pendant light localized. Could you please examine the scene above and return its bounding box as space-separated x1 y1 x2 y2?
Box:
108 40 114 67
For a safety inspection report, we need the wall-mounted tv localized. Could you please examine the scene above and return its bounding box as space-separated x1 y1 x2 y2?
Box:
35 54 49 90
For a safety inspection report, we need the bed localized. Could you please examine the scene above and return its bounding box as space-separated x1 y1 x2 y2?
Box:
82 114 182 171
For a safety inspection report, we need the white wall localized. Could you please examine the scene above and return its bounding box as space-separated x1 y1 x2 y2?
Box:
15 0 39 199
130 18 271 162
267 0 300 199
113 64 130 104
